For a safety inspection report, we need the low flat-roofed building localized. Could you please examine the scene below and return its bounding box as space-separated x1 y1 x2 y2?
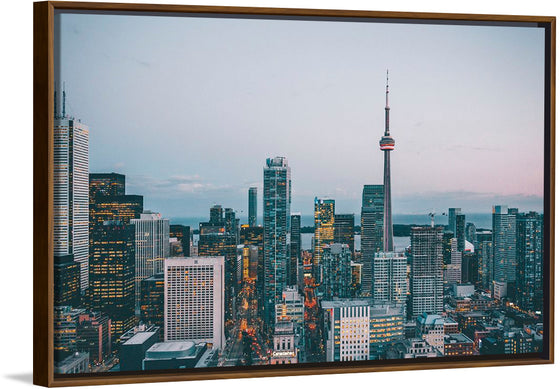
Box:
120 329 160 372
452 283 475 298
444 333 474 356
270 321 298 364
54 352 90 374
143 341 207 370
394 339 440 359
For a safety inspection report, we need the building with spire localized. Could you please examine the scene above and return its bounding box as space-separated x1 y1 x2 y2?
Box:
379 71 395 253
373 71 407 307
54 85 90 291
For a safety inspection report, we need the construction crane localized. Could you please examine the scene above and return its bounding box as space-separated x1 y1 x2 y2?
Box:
428 210 447 228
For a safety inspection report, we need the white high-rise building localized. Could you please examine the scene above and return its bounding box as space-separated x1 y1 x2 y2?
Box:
164 257 225 349
445 238 462 283
411 226 444 317
322 300 371 362
54 115 89 291
373 251 407 306
131 211 169 312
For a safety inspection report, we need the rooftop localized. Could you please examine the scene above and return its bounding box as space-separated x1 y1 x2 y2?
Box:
123 331 158 346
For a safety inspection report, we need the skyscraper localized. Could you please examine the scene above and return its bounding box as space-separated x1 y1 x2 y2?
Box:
54 105 89 291
54 254 81 307
289 214 301 286
89 194 144 232
448 208 461 235
410 226 444 317
198 221 237 322
88 221 135 338
209 204 223 225
240 225 265 314
248 187 257 227
456 213 466 252
313 198 335 279
360 184 384 295
476 231 493 291
466 222 477 245
89 173 125 200
320 243 352 299
263 157 291 328
169 224 191 257
445 238 462 283
140 273 165 337
224 207 239 243
492 205 517 297
516 212 543 312
131 211 170 314
372 251 407 305
334 213 355 255
164 257 225 349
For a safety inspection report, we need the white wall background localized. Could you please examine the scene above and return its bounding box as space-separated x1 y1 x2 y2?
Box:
0 1 557 388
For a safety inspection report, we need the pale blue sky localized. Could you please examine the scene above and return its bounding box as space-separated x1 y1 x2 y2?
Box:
54 11 545 219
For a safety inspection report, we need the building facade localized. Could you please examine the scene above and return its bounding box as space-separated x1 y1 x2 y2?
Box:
360 184 384 296
313 198 335 279
320 243 352 299
164 257 225 349
492 205 517 297
54 115 89 291
131 211 170 313
516 212 543 312
410 226 444 317
289 214 301 286
334 213 355 256
263 157 291 328
88 221 136 338
248 187 257 227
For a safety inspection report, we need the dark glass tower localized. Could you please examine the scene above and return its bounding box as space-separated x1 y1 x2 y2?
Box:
140 273 165 339
263 157 291 329
198 213 237 322
89 173 125 200
289 214 301 286
169 224 191 257
334 213 355 255
515 212 543 312
456 213 466 252
89 194 143 232
248 187 258 227
379 71 395 252
313 198 335 279
88 221 135 339
54 254 81 307
360 184 384 296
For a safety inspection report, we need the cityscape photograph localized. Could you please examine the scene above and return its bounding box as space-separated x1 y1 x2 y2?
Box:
51 10 546 375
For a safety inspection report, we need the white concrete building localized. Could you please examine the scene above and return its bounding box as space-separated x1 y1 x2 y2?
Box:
54 116 89 291
164 257 225 349
132 211 170 312
322 299 371 362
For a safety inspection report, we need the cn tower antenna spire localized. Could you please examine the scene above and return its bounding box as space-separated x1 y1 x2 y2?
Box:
379 69 395 252
385 70 390 136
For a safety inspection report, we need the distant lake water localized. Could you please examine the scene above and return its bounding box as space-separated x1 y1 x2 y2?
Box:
301 233 410 252
180 213 494 253
171 213 492 231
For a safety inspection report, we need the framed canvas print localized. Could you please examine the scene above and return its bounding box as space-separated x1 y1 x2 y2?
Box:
33 1 555 387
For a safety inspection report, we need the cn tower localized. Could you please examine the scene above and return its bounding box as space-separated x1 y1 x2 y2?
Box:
379 70 395 252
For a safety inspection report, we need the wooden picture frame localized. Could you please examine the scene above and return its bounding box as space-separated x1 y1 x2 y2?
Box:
34 1 555 387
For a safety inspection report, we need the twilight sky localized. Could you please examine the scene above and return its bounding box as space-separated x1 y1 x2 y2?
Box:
54 11 545 219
